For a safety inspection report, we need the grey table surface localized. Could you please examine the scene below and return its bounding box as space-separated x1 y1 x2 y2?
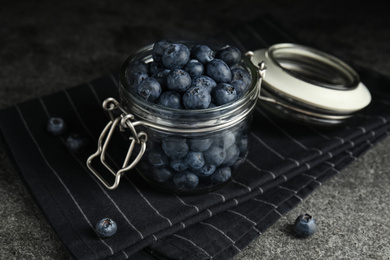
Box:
0 1 389 259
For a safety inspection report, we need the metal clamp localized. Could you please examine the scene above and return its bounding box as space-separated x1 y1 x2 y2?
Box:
86 98 147 190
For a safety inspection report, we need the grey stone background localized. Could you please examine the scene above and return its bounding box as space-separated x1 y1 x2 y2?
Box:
0 1 389 259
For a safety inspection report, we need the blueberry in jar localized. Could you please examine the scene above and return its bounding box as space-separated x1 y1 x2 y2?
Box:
166 69 192 92
212 83 238 105
182 85 211 109
136 77 162 102
127 60 149 75
211 166 231 183
170 158 188 172
185 151 205 170
95 218 118 238
46 117 66 136
217 131 236 149
184 59 204 78
204 144 226 167
230 67 251 96
157 91 183 109
152 167 173 182
152 39 172 62
162 43 190 70
147 148 169 168
206 59 232 83
149 61 165 75
162 138 189 160
191 75 217 93
152 69 170 88
194 164 216 177
223 144 240 167
190 44 215 64
215 45 242 66
173 171 199 189
127 71 148 88
188 138 213 152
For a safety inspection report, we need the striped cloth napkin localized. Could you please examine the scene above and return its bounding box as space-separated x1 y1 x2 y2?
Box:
1 16 389 260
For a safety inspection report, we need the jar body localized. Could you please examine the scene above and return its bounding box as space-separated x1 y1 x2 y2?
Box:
116 43 260 194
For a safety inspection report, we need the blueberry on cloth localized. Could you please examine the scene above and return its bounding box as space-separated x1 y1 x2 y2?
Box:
185 151 205 170
46 117 66 136
211 166 231 183
157 91 183 109
212 83 238 105
190 44 215 64
95 218 118 238
293 213 317 238
182 85 211 109
173 171 199 189
204 145 226 167
162 43 190 70
152 167 173 182
166 69 192 92
215 45 242 66
66 133 88 153
162 138 189 160
136 77 162 102
152 39 172 62
191 75 217 93
206 59 232 83
184 59 204 78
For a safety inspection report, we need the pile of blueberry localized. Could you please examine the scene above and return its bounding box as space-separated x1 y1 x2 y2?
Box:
126 40 252 109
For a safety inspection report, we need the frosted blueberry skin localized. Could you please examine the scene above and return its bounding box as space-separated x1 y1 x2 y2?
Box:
185 151 205 170
173 171 199 189
212 83 238 105
204 145 226 167
223 145 240 167
46 117 66 136
215 45 242 66
206 59 232 83
162 43 190 70
184 59 204 78
293 214 317 238
162 139 189 160
152 167 173 182
190 44 215 64
182 85 211 109
157 91 183 109
166 69 192 92
152 40 172 62
191 75 217 93
95 218 118 238
211 166 232 183
137 77 162 102
188 138 213 152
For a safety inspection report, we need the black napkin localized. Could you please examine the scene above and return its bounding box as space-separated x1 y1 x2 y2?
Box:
1 16 389 260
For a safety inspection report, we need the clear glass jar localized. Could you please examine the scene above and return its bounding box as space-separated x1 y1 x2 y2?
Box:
87 43 262 194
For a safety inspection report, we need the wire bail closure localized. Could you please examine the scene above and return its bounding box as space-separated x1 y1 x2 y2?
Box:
86 98 147 190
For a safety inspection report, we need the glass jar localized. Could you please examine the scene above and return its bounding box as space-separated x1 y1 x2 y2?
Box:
87 43 263 194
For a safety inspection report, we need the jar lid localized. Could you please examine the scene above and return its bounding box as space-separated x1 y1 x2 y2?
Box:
250 43 371 126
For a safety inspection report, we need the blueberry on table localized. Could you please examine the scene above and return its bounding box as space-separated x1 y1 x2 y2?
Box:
95 218 118 238
157 91 183 109
183 86 211 109
215 45 242 66
173 171 199 189
136 77 162 102
211 166 231 183
190 44 215 64
66 133 88 153
166 69 192 92
162 43 190 70
293 213 317 238
206 59 232 83
162 139 189 160
184 59 204 78
191 75 217 93
46 117 66 136
212 83 238 105
152 40 172 62
185 151 205 170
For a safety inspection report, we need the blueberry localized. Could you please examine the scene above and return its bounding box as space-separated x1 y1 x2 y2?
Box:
95 218 118 238
66 133 88 153
147 148 169 168
293 214 317 238
137 77 162 102
152 40 172 62
152 167 173 182
212 83 238 105
127 60 149 74
188 138 213 152
162 139 189 159
162 43 190 70
157 91 183 109
238 135 249 155
152 69 170 88
149 61 165 75
217 131 236 149
173 171 199 189
223 144 240 167
185 151 205 170
166 69 192 92
191 75 217 93
230 67 251 96
170 159 188 172
127 71 148 87
182 85 211 109
184 59 204 78
211 166 231 183
190 45 215 64
204 145 226 166
206 59 232 83
215 45 242 66
46 117 66 136
194 164 216 177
